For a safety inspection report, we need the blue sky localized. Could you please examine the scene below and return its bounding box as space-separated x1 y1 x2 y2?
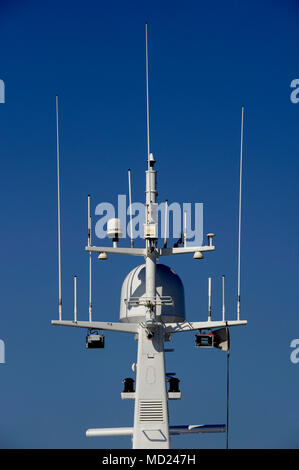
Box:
0 0 299 449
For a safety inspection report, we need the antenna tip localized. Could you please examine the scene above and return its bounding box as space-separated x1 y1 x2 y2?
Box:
128 168 131 172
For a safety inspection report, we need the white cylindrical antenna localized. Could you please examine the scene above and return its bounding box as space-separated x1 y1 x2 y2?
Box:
237 105 245 321
164 200 168 248
56 95 62 321
145 23 150 169
74 275 77 323
183 210 187 248
208 277 212 322
222 275 226 322
128 169 134 248
88 194 91 247
89 251 92 322
88 195 92 322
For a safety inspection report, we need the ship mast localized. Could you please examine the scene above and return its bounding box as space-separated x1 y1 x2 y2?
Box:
52 25 247 450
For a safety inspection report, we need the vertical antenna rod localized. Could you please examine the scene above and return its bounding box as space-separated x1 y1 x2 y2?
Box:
88 194 91 247
128 169 134 248
237 105 245 321
56 95 62 321
88 195 92 322
183 210 187 248
145 23 150 169
164 200 168 248
222 275 226 322
74 275 77 322
208 277 212 322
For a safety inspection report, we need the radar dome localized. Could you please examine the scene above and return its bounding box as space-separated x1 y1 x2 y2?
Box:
120 264 185 323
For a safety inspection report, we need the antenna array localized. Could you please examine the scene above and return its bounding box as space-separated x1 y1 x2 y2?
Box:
51 27 247 450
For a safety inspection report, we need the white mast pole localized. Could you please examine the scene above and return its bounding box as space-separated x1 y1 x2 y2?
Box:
88 195 92 322
237 105 244 321
183 210 187 248
132 24 170 449
56 95 62 321
74 275 77 323
164 200 168 248
208 277 212 322
145 23 150 170
144 21 156 313
128 169 134 248
222 275 226 322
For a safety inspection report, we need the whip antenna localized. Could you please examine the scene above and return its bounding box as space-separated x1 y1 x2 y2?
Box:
128 169 134 248
56 95 62 321
88 195 92 321
145 23 150 169
74 275 77 323
208 277 212 322
183 210 187 248
164 200 168 248
237 105 245 321
222 275 226 322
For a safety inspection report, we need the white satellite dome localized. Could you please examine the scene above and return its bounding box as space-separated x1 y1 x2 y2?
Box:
120 263 185 323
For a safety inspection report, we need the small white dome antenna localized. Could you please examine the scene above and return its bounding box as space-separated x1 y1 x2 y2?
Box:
107 218 123 247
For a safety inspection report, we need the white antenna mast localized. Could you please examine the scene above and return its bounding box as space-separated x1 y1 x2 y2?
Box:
128 169 134 248
164 200 168 248
74 275 77 322
237 105 245 321
56 95 62 321
222 275 226 322
145 23 150 169
88 195 92 322
183 210 187 247
208 277 212 322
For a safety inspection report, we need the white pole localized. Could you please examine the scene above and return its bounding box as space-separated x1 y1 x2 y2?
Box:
89 252 92 322
237 105 244 321
74 275 77 323
88 194 91 247
88 195 92 322
56 95 62 321
183 210 187 248
145 23 150 169
128 169 134 248
222 275 226 322
164 200 168 248
208 277 212 322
